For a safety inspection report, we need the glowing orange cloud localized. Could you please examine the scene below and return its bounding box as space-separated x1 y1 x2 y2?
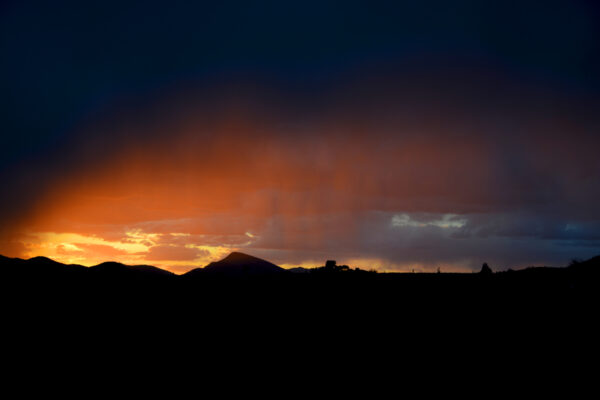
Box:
3 81 598 272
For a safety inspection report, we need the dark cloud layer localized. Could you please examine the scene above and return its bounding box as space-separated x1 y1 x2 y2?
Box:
1 0 599 270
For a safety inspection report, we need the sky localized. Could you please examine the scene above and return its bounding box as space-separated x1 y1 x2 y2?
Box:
1 0 600 273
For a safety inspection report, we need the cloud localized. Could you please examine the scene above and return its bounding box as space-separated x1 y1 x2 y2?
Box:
55 244 84 256
52 243 133 260
453 213 600 241
240 210 600 271
144 245 206 262
1 50 599 270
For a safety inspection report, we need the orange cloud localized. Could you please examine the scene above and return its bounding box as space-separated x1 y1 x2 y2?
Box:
144 245 206 261
2 78 599 271
73 243 131 258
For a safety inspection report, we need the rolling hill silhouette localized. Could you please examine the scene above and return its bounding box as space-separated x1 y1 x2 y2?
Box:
0 255 177 289
1 251 599 299
1 254 86 277
1 251 287 282
2 250 599 348
90 261 175 277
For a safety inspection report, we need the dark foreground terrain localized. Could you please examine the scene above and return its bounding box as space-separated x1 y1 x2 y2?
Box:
2 251 598 308
2 251 597 384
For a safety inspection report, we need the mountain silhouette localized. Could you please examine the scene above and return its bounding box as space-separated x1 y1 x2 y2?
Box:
2 252 599 297
2 251 597 364
184 252 287 278
1 254 86 277
0 254 172 284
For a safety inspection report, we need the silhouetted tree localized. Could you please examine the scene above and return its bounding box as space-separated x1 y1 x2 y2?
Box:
569 258 582 268
480 262 493 275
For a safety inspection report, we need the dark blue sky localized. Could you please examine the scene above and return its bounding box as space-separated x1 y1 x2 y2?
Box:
1 0 599 270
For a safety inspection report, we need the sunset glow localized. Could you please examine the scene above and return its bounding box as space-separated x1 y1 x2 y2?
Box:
2 1 599 272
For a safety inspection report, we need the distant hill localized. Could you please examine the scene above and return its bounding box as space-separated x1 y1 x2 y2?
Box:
184 252 287 278
90 261 175 277
568 255 600 274
1 252 287 280
1 252 599 297
2 251 598 354
1 255 86 276
0 254 173 282
288 267 311 274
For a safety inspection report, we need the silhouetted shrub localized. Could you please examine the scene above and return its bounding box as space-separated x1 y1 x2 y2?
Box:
480 262 493 275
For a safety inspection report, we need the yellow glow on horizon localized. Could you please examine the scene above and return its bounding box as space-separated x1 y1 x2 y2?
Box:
20 231 236 273
45 232 149 252
15 230 476 275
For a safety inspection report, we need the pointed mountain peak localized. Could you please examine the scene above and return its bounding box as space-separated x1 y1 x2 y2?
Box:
189 251 286 276
223 252 263 262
